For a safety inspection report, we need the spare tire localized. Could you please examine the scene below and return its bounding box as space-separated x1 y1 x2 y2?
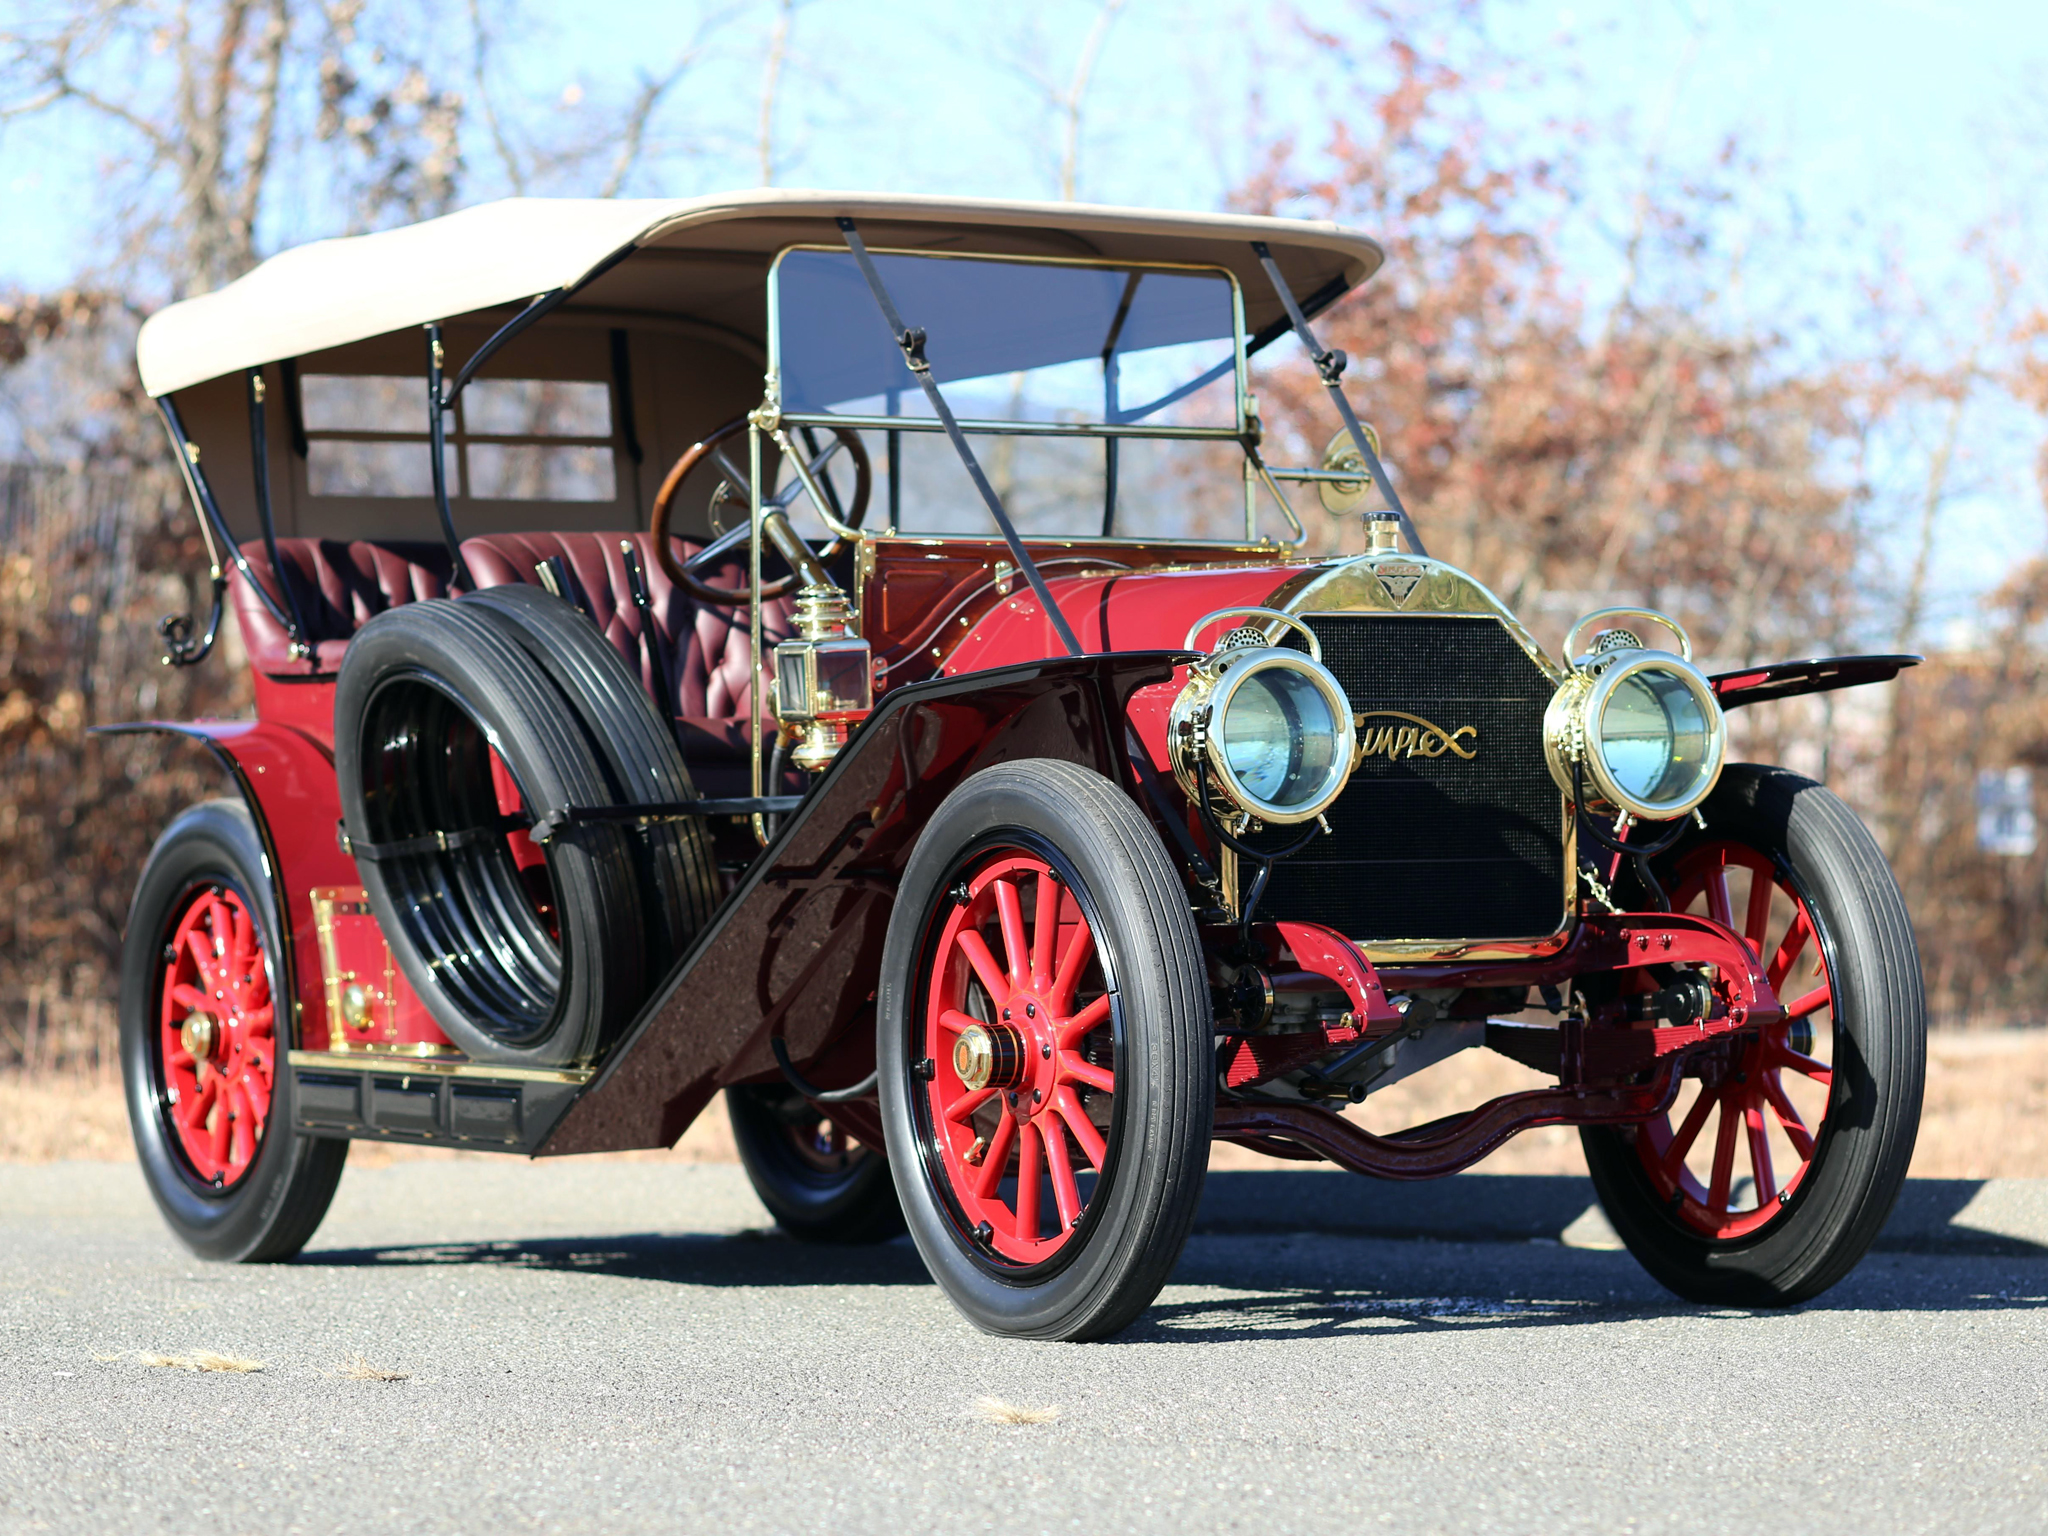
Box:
461 583 719 967
334 600 646 1068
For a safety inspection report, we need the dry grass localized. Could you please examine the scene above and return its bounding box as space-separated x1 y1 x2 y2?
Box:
12 1028 2048 1180
333 1355 409 1381
0 1070 736 1165
0 1070 133 1162
972 1396 1061 1425
103 1350 265 1373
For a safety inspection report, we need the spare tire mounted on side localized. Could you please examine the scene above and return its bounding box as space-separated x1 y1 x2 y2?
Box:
334 597 683 1069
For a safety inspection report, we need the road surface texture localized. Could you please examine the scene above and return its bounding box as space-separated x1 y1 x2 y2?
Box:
3 1159 2045 1534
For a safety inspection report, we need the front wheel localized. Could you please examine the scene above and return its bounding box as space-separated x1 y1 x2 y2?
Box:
1582 765 1925 1305
119 801 347 1261
878 760 1212 1341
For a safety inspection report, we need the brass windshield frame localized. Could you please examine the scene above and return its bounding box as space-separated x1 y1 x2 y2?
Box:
763 241 1281 547
746 241 1288 840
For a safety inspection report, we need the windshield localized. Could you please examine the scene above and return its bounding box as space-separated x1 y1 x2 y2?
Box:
772 248 1242 429
768 247 1258 541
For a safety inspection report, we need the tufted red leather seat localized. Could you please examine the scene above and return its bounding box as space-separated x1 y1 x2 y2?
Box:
460 532 793 792
230 539 453 675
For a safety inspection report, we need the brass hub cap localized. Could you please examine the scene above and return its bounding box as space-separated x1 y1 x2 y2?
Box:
953 1022 1029 1092
179 1011 218 1066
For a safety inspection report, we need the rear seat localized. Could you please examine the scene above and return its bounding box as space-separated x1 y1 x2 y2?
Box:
230 539 452 675
230 532 788 796
461 532 794 795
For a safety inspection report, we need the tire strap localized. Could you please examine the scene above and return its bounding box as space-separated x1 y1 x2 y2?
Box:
338 796 810 858
526 796 804 843
336 819 526 862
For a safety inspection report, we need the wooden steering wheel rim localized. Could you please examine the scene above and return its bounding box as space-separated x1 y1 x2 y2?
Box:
649 417 872 605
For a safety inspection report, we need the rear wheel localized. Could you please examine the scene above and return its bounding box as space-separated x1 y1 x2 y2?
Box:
878 761 1211 1341
726 1085 905 1243
120 801 346 1261
1582 765 1925 1305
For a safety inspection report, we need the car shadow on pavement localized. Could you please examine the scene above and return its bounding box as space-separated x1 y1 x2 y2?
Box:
1193 1172 2048 1257
290 1173 2048 1332
298 1229 936 1288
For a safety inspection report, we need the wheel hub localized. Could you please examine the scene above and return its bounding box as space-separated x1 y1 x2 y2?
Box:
179 1011 218 1065
953 1022 1028 1091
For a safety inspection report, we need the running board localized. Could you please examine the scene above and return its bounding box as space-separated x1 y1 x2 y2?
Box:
286 1050 591 1154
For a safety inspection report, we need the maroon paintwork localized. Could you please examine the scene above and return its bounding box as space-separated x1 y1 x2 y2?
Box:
539 651 1183 1154
930 559 1309 772
118 507 1855 1181
98 719 376 1052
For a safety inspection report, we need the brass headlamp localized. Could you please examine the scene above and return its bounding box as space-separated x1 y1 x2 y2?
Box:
1167 607 1356 827
1543 608 1725 821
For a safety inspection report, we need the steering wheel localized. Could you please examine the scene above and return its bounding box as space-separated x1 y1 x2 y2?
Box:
650 416 872 605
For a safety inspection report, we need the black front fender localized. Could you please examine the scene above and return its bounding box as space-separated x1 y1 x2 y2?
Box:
540 651 1186 1155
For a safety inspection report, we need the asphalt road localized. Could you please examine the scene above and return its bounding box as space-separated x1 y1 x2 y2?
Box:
3 1158 2046 1535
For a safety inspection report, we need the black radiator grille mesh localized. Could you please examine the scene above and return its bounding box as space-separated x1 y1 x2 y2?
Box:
1251 613 1568 943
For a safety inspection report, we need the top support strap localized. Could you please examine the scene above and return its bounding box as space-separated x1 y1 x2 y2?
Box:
1251 241 1429 559
836 217 1084 658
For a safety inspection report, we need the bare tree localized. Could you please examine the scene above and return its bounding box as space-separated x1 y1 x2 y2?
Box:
757 0 794 186
1054 0 1125 201
994 0 1129 202
1 1 475 296
600 19 730 197
461 0 738 200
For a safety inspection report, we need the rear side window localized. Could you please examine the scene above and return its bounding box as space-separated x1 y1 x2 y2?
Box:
302 374 618 502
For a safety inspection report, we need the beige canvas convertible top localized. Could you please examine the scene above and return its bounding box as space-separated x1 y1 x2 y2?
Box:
136 189 1384 397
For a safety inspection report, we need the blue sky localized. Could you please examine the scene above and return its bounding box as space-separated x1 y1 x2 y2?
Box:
5 1 2040 282
3 0 2043 636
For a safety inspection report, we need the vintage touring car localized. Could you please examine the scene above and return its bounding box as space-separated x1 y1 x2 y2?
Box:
112 191 1925 1340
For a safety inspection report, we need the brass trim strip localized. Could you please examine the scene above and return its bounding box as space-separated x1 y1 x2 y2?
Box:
287 1050 593 1086
777 411 1243 442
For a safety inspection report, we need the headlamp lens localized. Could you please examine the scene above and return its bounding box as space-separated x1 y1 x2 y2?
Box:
1220 666 1343 812
1598 666 1714 810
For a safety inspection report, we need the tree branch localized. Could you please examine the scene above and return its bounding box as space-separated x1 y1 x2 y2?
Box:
757 0 793 187
230 0 289 271
598 6 738 198
467 0 528 195
1058 0 1126 201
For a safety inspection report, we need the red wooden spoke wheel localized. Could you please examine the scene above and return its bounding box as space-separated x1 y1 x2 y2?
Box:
920 850 1118 1268
121 800 348 1262
157 885 276 1190
1639 840 1837 1239
1579 765 1924 1308
879 761 1210 1339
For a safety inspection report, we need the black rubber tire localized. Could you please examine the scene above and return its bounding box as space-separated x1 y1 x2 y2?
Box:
461 584 719 965
877 760 1211 1341
1582 764 1926 1306
119 800 348 1262
726 1085 907 1243
334 600 646 1068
